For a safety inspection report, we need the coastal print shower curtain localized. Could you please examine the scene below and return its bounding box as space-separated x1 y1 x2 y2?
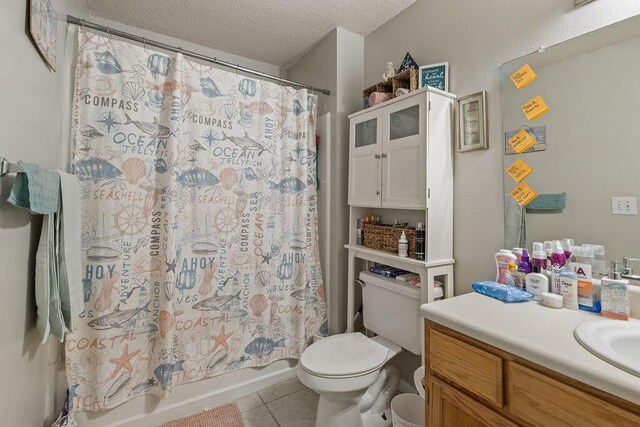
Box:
66 31 326 412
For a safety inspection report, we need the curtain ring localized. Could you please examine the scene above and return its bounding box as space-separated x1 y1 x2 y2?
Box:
236 64 240 76
107 26 112 41
142 37 146 50
79 19 85 33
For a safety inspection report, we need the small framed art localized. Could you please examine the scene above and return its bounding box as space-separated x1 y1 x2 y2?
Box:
457 91 487 153
419 62 448 92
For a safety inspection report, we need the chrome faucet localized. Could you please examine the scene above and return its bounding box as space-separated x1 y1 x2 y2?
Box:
621 257 640 281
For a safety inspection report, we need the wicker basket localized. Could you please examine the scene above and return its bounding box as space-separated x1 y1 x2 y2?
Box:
363 223 416 257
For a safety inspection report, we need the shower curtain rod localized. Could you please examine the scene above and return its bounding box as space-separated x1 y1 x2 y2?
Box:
66 15 331 96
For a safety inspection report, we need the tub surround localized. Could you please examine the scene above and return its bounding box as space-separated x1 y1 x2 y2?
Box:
420 293 640 406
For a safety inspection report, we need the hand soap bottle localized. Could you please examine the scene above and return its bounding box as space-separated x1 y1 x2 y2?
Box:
495 250 517 284
601 261 629 320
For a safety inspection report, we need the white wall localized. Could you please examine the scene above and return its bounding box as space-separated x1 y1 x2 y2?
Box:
364 0 640 294
0 1 90 425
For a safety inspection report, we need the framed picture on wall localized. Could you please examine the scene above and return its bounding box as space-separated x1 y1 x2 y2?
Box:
419 62 449 91
456 91 488 152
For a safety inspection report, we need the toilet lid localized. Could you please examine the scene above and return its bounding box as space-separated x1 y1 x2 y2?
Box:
300 333 389 377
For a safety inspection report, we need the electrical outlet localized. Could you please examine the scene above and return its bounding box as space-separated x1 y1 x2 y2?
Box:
612 197 637 215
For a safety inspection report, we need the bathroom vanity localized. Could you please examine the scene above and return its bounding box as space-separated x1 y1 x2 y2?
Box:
421 294 640 426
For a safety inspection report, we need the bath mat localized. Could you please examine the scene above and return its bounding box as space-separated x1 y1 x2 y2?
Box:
162 403 244 427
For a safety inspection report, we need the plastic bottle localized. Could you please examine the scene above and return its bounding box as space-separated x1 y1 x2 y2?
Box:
550 241 566 295
526 264 549 301
398 231 408 257
496 250 517 284
560 268 579 310
531 242 547 271
415 222 425 260
584 244 607 277
562 238 574 260
544 241 553 261
572 246 601 313
518 249 532 274
512 248 523 264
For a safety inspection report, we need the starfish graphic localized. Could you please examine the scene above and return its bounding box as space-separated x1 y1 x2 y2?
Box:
238 354 249 363
261 253 272 265
211 325 234 353
165 259 177 273
108 344 140 379
97 111 121 134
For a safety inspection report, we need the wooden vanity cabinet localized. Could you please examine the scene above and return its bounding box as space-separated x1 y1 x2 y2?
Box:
424 320 640 427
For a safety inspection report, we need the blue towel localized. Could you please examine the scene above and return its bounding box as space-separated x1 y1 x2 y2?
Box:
526 192 566 211
8 161 60 214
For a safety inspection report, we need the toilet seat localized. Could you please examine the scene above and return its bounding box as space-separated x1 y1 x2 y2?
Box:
300 333 390 378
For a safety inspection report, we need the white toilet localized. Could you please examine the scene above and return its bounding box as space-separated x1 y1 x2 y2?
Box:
297 271 424 427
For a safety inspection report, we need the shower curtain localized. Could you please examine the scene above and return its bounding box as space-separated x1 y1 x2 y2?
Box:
65 30 326 412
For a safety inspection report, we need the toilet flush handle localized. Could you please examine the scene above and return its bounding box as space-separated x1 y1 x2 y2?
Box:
355 279 366 287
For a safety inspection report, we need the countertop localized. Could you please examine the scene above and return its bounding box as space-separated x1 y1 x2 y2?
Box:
420 293 640 405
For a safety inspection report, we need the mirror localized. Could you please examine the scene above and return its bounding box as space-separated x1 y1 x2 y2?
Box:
501 14 640 269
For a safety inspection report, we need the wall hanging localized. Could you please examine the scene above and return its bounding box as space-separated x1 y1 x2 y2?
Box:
456 91 488 152
65 30 326 412
29 0 57 70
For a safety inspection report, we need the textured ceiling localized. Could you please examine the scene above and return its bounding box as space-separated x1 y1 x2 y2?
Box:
86 0 415 68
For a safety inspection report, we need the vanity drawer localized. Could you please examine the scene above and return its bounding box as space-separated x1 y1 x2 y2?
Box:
429 329 504 406
508 362 640 427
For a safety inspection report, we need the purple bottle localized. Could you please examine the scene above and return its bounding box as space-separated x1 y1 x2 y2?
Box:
518 249 533 274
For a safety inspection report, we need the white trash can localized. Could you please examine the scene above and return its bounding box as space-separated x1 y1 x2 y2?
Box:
391 393 424 427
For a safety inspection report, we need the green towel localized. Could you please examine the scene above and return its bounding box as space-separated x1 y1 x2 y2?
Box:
526 192 566 211
8 161 60 214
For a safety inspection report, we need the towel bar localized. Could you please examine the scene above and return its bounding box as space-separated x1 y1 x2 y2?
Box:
0 157 24 177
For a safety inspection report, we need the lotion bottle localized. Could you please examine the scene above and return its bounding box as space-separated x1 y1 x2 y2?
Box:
526 264 549 301
398 231 408 257
495 250 517 284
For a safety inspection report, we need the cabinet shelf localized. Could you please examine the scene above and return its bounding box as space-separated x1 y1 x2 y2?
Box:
344 244 454 269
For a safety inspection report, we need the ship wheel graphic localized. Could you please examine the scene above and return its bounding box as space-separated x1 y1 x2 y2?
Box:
214 207 240 233
115 204 147 236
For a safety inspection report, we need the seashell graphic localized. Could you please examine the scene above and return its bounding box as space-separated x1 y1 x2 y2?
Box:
200 77 222 98
243 167 258 181
121 158 147 184
249 294 269 317
220 104 238 120
159 310 174 338
163 281 176 300
219 168 238 191
88 76 117 96
255 271 272 288
231 253 251 266
147 53 172 78
122 81 145 100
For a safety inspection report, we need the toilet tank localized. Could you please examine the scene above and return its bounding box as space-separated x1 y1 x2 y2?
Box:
359 271 422 355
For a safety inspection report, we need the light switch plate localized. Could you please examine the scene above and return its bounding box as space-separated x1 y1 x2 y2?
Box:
612 197 637 215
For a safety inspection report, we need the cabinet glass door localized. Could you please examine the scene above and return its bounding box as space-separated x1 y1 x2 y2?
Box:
389 105 420 140
349 111 382 206
382 96 426 208
355 118 378 147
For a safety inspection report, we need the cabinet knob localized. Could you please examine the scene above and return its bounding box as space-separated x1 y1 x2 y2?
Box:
381 153 388 158
376 191 380 195
374 154 381 159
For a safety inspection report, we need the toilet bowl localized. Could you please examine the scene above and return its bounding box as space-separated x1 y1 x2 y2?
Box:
298 271 425 426
297 332 402 427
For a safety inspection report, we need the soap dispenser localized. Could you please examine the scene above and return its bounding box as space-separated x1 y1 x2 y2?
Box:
600 261 629 320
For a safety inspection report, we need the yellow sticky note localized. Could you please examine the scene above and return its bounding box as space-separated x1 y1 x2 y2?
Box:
511 181 538 206
522 95 549 121
511 64 538 89
506 158 533 183
508 128 537 154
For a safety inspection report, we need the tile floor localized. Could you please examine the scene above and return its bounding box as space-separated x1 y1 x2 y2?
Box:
235 378 319 427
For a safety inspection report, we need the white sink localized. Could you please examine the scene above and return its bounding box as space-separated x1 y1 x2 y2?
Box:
574 320 640 377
